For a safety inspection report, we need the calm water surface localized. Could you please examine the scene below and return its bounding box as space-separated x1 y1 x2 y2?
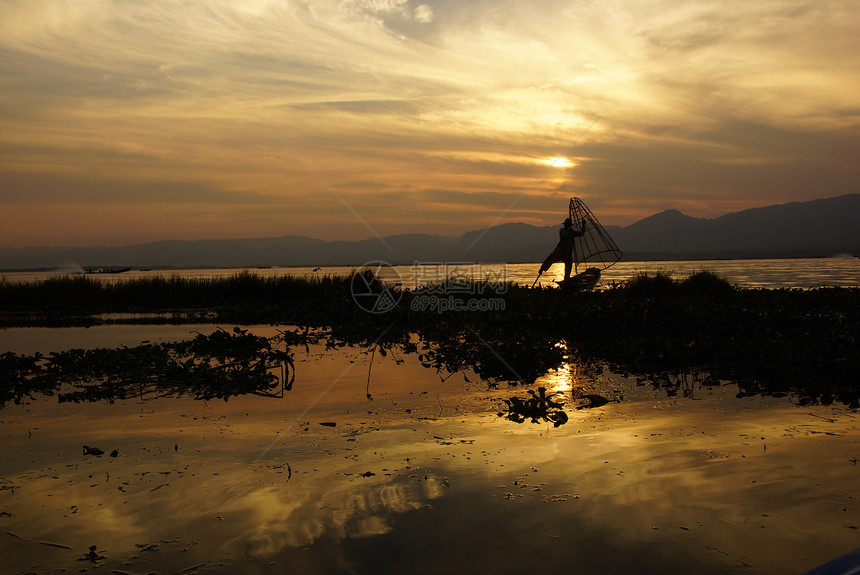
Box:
1 326 858 574
3 257 860 289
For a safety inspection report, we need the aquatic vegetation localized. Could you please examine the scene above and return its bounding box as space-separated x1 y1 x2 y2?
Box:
681 270 734 295
619 269 733 296
555 285 860 407
0 351 54 406
499 387 569 426
620 269 676 297
1 271 858 407
0 271 357 320
78 545 105 563
0 327 295 406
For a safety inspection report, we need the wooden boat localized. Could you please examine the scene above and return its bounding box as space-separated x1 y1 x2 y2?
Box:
556 267 601 290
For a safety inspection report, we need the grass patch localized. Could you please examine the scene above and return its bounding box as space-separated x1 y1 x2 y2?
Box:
0 271 353 314
681 270 734 295
623 270 677 296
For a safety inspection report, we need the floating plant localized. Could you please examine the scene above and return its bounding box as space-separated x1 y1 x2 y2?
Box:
500 387 569 427
0 327 295 406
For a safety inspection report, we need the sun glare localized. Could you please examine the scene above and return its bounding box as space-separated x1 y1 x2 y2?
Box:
544 157 574 168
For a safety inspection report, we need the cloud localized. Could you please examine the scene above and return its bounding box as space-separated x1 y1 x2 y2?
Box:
413 4 434 23
0 171 265 205
1 0 859 246
344 0 434 23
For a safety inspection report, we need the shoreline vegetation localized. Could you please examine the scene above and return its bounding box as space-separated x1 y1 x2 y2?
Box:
1 271 858 408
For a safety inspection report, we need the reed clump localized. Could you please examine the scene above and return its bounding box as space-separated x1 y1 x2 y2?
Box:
0 272 351 314
621 269 733 296
681 269 734 295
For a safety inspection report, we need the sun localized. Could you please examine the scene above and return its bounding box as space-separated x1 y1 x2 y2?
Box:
543 157 574 168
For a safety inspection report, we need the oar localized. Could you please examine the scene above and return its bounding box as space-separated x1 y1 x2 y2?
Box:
531 271 542 288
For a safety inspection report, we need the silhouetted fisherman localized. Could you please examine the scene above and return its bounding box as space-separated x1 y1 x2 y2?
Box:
538 217 586 281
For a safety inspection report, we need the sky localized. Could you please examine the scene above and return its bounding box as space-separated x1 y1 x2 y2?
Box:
1 0 859 248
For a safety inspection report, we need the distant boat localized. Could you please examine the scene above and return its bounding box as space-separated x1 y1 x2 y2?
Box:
85 267 131 274
555 197 623 290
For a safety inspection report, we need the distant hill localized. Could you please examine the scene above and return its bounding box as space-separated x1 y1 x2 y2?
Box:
1 194 858 270
611 194 860 259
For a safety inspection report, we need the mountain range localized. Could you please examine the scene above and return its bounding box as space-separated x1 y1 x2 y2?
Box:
2 194 858 270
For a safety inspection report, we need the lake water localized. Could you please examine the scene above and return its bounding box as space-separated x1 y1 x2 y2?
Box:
2 259 859 573
1 325 859 574
3 256 860 289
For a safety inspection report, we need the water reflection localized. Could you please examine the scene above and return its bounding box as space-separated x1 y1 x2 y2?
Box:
235 473 444 554
2 326 860 574
536 358 612 401
2 372 858 574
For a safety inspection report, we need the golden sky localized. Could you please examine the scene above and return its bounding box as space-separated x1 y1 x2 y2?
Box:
2 0 859 248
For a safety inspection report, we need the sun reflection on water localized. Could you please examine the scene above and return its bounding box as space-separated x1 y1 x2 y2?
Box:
538 362 574 397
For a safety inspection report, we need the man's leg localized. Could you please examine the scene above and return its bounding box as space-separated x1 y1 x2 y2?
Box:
539 251 558 274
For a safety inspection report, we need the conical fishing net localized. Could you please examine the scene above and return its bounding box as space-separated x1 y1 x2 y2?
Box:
569 197 623 272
